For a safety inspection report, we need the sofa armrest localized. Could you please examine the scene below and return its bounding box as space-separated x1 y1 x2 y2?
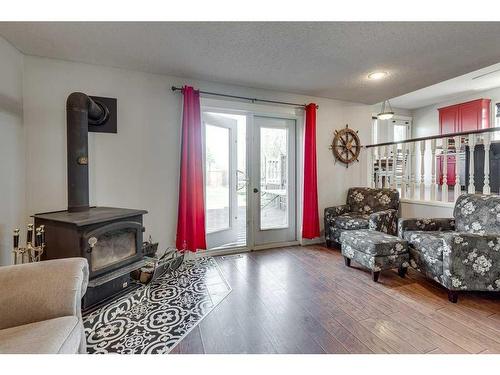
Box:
0 258 89 330
398 218 455 238
441 233 500 291
324 204 350 224
369 209 398 235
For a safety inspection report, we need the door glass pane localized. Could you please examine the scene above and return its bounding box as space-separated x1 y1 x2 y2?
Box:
260 127 288 229
206 124 230 233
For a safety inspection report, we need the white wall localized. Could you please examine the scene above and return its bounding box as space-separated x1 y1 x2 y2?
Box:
400 200 454 219
22 55 373 253
0 38 24 265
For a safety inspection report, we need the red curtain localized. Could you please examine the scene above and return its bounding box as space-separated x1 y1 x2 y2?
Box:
176 86 207 252
302 103 320 239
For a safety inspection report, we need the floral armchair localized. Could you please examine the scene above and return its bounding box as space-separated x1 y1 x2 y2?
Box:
399 194 500 303
324 187 400 248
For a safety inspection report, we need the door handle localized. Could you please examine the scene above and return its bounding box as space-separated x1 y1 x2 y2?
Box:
253 188 259 193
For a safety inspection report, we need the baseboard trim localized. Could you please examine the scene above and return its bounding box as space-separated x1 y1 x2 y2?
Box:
300 236 325 246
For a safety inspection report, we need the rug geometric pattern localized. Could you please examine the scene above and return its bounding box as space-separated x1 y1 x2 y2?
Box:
83 257 230 354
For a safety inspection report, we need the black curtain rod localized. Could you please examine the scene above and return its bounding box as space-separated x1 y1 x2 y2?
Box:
171 86 318 109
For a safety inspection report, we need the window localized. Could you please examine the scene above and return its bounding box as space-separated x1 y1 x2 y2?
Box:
372 117 411 144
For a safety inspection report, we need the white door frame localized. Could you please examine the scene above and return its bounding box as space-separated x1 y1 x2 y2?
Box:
198 99 304 257
202 112 239 250
251 115 297 247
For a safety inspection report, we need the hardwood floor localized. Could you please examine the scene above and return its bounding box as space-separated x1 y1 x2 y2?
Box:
171 245 500 354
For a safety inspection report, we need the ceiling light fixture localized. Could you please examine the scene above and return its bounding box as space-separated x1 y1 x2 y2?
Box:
377 100 394 120
368 71 388 80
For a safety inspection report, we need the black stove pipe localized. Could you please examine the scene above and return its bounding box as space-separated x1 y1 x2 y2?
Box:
66 92 109 212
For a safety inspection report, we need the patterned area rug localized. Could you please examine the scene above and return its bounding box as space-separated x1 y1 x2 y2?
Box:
83 257 231 354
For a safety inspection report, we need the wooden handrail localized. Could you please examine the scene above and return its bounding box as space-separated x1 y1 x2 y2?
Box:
365 126 500 149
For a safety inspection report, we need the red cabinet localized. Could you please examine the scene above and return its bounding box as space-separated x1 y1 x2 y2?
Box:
438 99 491 185
438 99 490 134
437 155 457 185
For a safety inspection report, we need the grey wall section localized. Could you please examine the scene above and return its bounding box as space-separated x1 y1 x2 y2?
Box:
21 55 373 252
0 38 24 265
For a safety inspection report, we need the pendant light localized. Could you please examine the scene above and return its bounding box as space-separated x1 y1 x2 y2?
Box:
377 100 394 120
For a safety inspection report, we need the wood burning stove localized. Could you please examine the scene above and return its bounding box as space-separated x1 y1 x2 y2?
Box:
34 93 149 311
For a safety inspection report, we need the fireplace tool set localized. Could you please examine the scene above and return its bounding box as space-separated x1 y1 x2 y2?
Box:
12 224 46 264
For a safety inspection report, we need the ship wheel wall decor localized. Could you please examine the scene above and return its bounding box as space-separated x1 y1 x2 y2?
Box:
329 124 362 168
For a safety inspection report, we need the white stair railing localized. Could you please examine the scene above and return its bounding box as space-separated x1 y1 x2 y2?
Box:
366 126 500 204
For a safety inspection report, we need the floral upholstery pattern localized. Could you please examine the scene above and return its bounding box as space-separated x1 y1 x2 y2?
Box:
340 230 409 272
347 188 399 214
341 230 408 257
369 209 398 234
397 218 455 238
399 194 500 293
403 231 455 261
325 187 400 246
331 213 369 230
454 194 500 234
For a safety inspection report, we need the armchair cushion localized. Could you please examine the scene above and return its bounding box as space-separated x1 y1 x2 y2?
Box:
347 187 399 214
332 213 369 230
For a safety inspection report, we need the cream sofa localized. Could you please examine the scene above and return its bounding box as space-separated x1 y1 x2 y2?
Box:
0 258 89 354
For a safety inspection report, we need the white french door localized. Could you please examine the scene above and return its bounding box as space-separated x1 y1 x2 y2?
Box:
251 116 297 246
203 112 239 249
202 110 297 251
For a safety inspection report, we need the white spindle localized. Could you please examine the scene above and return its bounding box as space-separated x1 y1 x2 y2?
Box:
430 139 437 201
420 140 426 200
468 134 476 194
383 146 388 189
454 136 462 201
400 143 407 198
371 147 376 188
392 144 397 189
409 142 416 199
483 133 491 195
377 146 382 188
442 138 448 202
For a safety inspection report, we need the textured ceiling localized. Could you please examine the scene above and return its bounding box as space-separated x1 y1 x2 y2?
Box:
390 62 500 109
2 22 500 104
